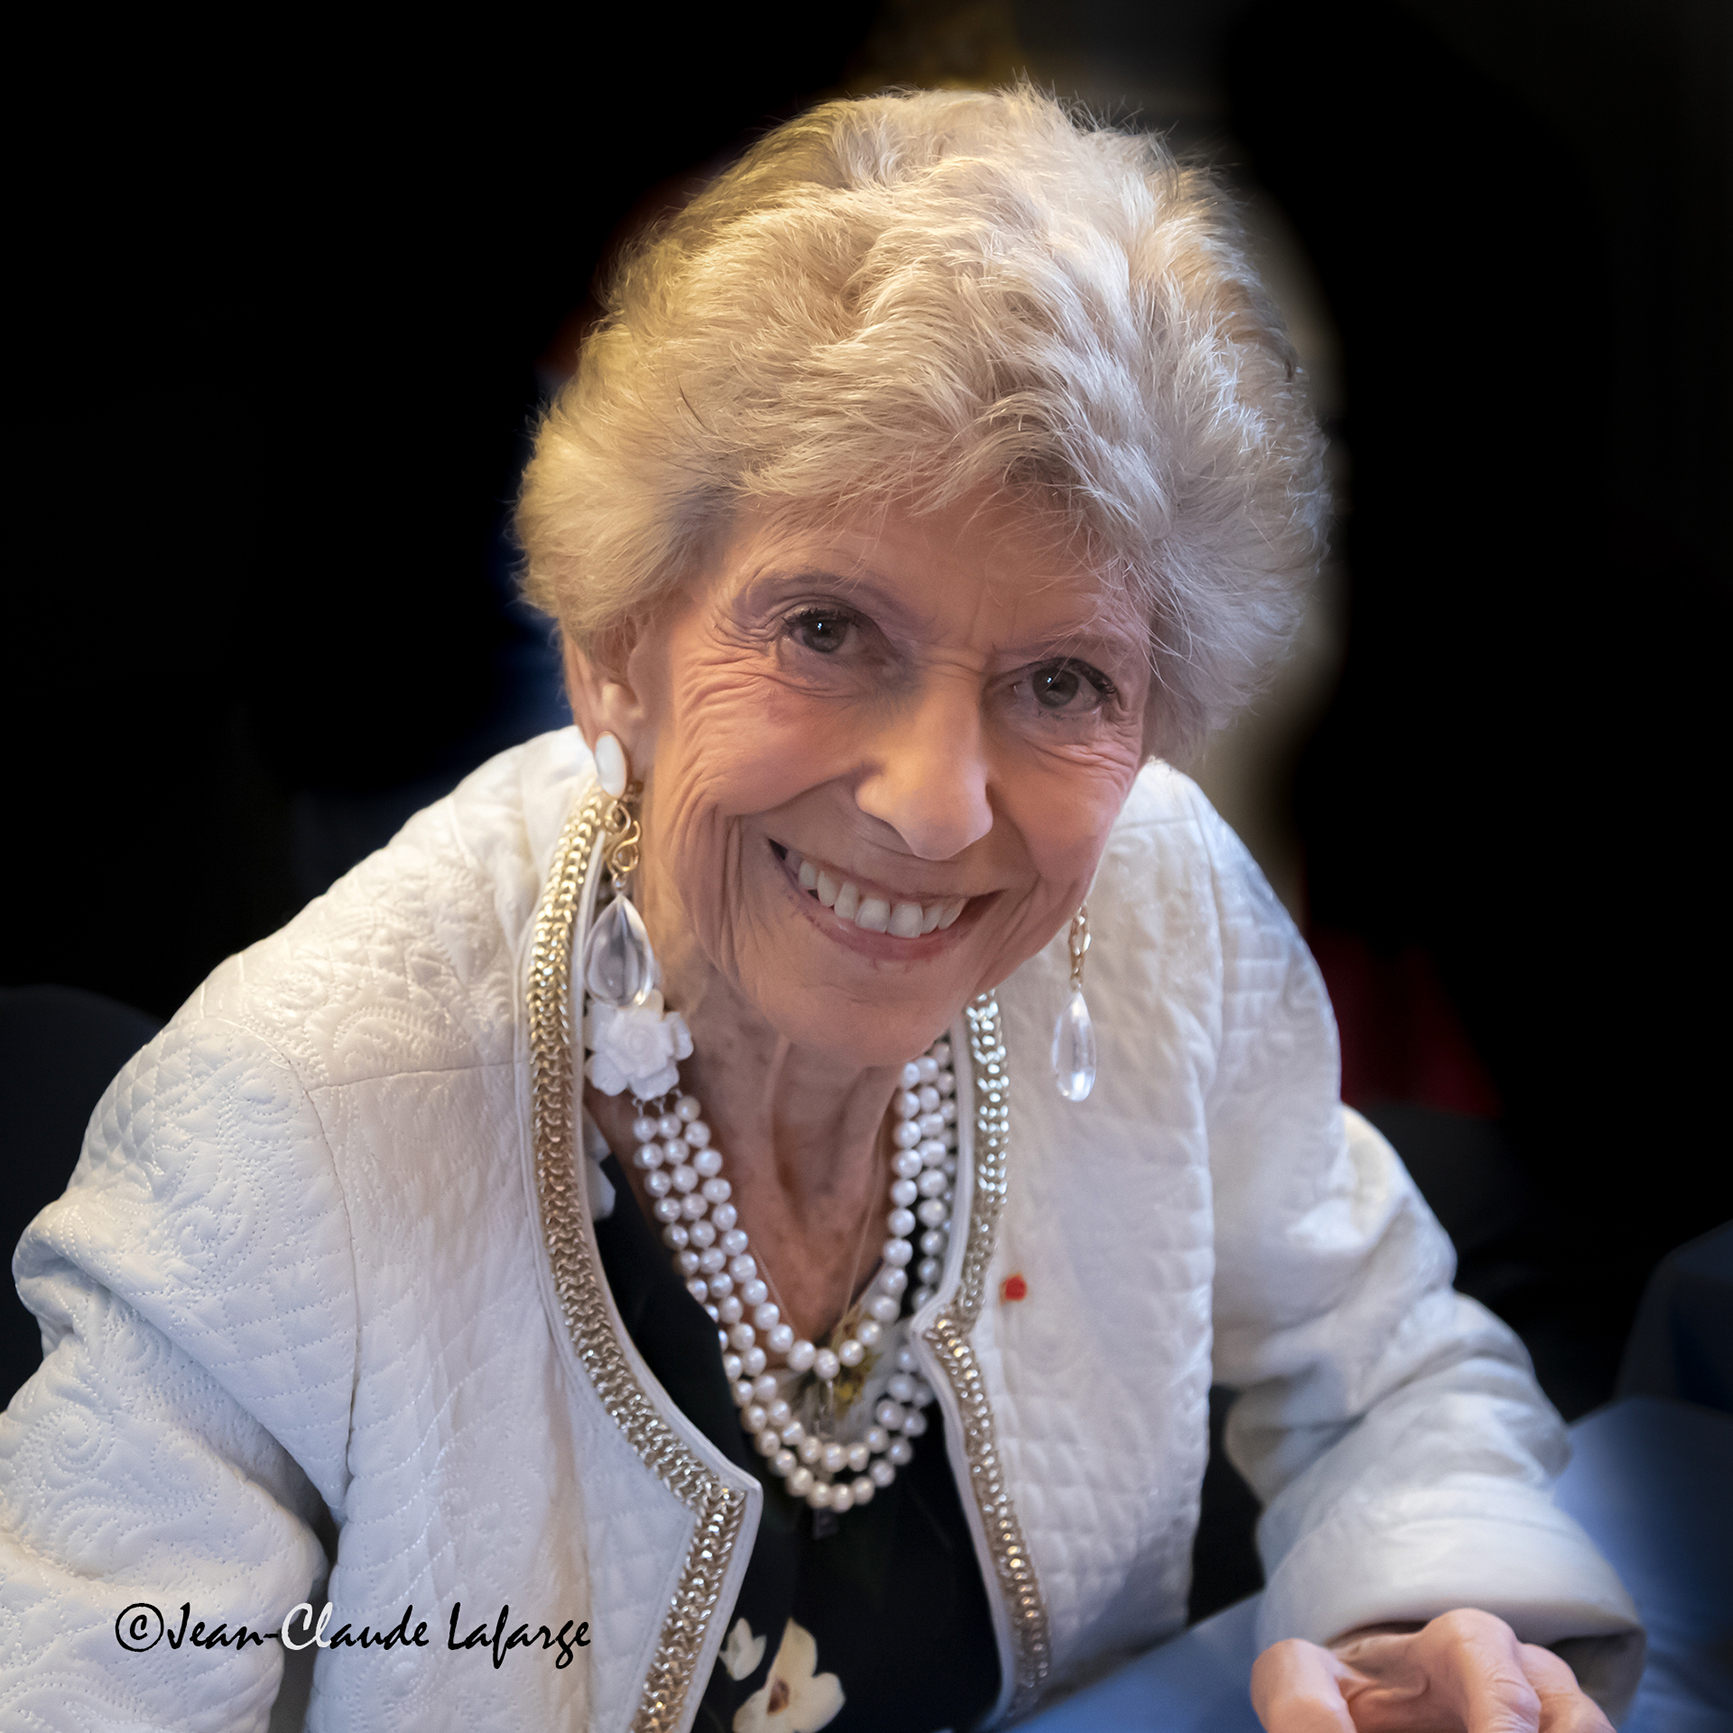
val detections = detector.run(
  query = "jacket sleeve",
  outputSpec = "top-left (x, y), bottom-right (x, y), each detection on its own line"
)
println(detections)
top-left (1194, 808), bottom-right (1644, 1718)
top-left (0, 1010), bottom-right (357, 1733)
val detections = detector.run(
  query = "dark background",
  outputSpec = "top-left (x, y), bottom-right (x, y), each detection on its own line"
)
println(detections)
top-left (7, 0), bottom-right (1729, 1620)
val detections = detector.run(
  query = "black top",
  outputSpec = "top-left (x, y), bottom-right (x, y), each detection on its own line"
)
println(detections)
top-left (592, 1153), bottom-right (1002, 1733)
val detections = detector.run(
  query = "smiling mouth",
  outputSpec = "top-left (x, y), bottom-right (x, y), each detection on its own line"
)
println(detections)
top-left (770, 843), bottom-right (971, 939)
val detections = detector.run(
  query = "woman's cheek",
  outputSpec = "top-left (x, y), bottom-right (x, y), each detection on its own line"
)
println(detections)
top-left (727, 720), bottom-right (875, 828)
top-left (1008, 737), bottom-right (1142, 864)
top-left (652, 693), bottom-right (774, 824)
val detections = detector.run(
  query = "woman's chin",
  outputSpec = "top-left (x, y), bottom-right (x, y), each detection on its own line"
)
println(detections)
top-left (748, 977), bottom-right (966, 1071)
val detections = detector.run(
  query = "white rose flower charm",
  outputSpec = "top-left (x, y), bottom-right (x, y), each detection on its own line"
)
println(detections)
top-left (584, 989), bottom-right (694, 1098)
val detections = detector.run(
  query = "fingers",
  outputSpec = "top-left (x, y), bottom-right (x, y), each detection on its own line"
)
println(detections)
top-left (1414, 1609), bottom-right (1543, 1733)
top-left (1519, 1644), bottom-right (1614, 1733)
top-left (1252, 1638), bottom-right (1360, 1733)
top-left (1314, 1611), bottom-right (1614, 1733)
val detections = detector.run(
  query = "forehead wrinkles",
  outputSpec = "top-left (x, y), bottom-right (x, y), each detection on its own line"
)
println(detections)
top-left (723, 486), bottom-right (1087, 578)
top-left (985, 561), bottom-right (1142, 646)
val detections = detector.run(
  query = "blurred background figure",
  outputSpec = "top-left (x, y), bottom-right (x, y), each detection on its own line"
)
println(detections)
top-left (8, 0), bottom-right (1728, 1618)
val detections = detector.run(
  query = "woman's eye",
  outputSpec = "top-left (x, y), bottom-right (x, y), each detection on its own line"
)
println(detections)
top-left (1027, 659), bottom-right (1113, 714)
top-left (786, 610), bottom-right (854, 655)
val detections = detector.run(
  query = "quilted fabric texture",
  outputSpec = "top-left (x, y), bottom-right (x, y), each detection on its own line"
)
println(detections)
top-left (1, 732), bottom-right (1640, 1731)
top-left (987, 776), bottom-right (1641, 1715)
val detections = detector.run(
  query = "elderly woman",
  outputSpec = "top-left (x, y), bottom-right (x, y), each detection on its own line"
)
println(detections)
top-left (2, 88), bottom-right (1638, 1733)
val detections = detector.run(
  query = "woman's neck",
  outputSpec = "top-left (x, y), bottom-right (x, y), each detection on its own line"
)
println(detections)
top-left (586, 906), bottom-right (920, 1346)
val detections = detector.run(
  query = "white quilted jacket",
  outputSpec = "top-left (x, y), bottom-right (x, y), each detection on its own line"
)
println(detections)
top-left (1, 731), bottom-right (1640, 1731)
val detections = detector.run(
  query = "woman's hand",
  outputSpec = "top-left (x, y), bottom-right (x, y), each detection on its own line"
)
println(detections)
top-left (1251, 1609), bottom-right (1613, 1732)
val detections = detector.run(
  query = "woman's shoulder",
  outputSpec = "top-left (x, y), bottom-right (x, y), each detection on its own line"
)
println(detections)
top-left (1112, 758), bottom-right (1216, 834)
top-left (1105, 760), bottom-right (1283, 915)
top-left (1080, 758), bottom-right (1306, 1011)
top-left (184, 729), bottom-right (595, 1090)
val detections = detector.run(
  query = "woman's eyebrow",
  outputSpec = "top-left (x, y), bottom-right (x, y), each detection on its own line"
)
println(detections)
top-left (735, 565), bottom-right (892, 602)
top-left (730, 565), bottom-right (924, 628)
top-left (978, 611), bottom-right (1151, 676)
top-left (1005, 623), bottom-right (1147, 665)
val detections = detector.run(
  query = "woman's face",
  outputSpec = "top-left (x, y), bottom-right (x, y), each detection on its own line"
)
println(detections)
top-left (586, 491), bottom-right (1153, 1067)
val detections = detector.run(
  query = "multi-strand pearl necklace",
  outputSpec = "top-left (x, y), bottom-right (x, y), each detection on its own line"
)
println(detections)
top-left (631, 1042), bottom-right (958, 1513)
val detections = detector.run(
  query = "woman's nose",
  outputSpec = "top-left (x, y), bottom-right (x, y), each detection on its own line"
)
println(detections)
top-left (852, 676), bottom-right (994, 861)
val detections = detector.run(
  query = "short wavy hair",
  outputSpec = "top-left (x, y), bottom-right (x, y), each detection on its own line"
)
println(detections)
top-left (517, 84), bottom-right (1328, 757)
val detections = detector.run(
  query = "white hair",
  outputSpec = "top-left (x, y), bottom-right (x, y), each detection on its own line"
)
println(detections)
top-left (517, 84), bottom-right (1328, 756)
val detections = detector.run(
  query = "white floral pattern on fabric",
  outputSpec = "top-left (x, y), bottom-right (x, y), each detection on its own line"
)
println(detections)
top-left (732, 1619), bottom-right (844, 1733)
top-left (720, 1617), bottom-right (767, 1682)
top-left (583, 989), bottom-right (693, 1097)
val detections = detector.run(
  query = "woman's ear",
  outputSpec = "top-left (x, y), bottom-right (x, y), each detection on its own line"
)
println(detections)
top-left (563, 630), bottom-right (634, 750)
top-left (561, 625), bottom-right (657, 773)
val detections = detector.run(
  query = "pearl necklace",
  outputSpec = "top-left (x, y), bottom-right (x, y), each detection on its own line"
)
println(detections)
top-left (631, 1042), bottom-right (958, 1514)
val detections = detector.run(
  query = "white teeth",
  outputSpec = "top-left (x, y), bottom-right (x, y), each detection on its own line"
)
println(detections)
top-left (854, 897), bottom-right (890, 933)
top-left (787, 846), bottom-right (969, 937)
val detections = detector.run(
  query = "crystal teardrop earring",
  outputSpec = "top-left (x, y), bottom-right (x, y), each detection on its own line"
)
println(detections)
top-left (1051, 904), bottom-right (1097, 1102)
top-left (582, 734), bottom-right (660, 1010)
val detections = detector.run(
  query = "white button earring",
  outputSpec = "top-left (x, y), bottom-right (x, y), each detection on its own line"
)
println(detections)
top-left (594, 731), bottom-right (629, 799)
top-left (1051, 905), bottom-right (1097, 1102)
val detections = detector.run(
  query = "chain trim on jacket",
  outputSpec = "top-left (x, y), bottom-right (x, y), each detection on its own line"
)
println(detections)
top-left (527, 787), bottom-right (748, 1733)
top-left (923, 993), bottom-right (1052, 1717)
